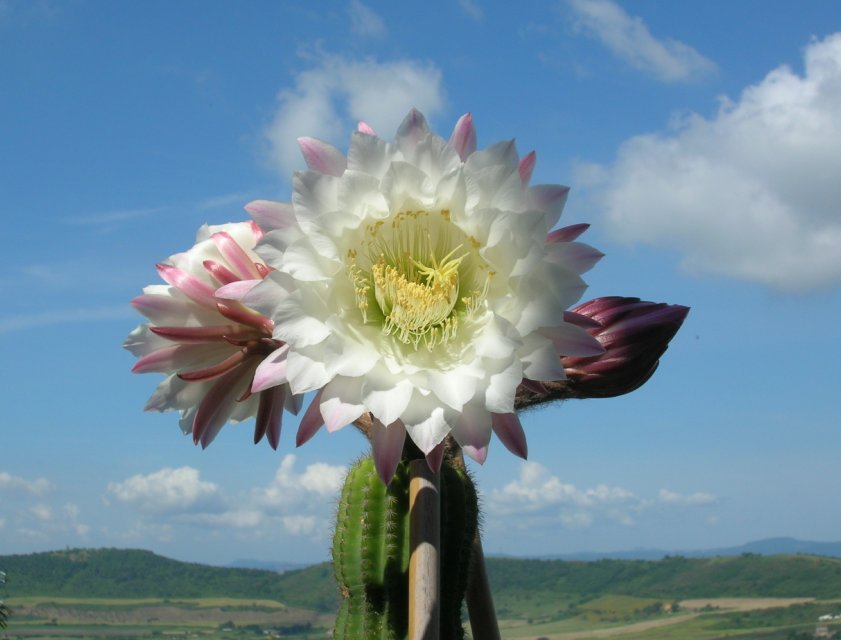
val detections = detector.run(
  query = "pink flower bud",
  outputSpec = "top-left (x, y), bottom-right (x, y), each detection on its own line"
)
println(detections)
top-left (561, 297), bottom-right (689, 398)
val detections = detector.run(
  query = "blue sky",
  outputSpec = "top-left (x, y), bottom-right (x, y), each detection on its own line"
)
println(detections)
top-left (2, 0), bottom-right (841, 565)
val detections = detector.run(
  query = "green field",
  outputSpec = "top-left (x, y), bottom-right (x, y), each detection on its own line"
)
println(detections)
top-left (3, 549), bottom-right (841, 639)
top-left (4, 596), bottom-right (330, 639)
top-left (5, 594), bottom-right (841, 639)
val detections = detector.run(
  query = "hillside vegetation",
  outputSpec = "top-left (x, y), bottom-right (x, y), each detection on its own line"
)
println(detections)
top-left (0, 549), bottom-right (338, 612)
top-left (3, 548), bottom-right (841, 611)
top-left (485, 553), bottom-right (841, 600)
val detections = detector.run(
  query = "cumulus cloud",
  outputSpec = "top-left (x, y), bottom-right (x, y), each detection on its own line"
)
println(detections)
top-left (490, 461), bottom-right (637, 516)
top-left (266, 54), bottom-right (445, 175)
top-left (488, 461), bottom-right (717, 531)
top-left (107, 467), bottom-right (221, 513)
top-left (254, 454), bottom-right (346, 511)
top-left (0, 471), bottom-right (52, 495)
top-left (348, 0), bottom-right (385, 38)
top-left (566, 0), bottom-right (715, 82)
top-left (591, 33), bottom-right (841, 291)
top-left (107, 456), bottom-right (346, 539)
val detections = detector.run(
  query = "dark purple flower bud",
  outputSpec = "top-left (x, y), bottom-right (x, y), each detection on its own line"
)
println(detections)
top-left (561, 297), bottom-right (689, 398)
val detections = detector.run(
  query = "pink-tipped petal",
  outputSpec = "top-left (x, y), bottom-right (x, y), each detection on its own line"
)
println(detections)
top-left (396, 108), bottom-right (429, 154)
top-left (492, 412), bottom-right (528, 459)
top-left (545, 241), bottom-right (605, 274)
top-left (563, 310), bottom-right (600, 329)
top-left (547, 223), bottom-right (590, 243)
top-left (203, 260), bottom-right (241, 286)
top-left (371, 418), bottom-right (407, 485)
top-left (462, 444), bottom-right (488, 465)
top-left (518, 150), bottom-right (536, 185)
top-left (254, 385), bottom-right (285, 449)
top-left (216, 301), bottom-right (273, 335)
top-left (296, 390), bottom-right (325, 447)
top-left (298, 136), bottom-right (347, 177)
top-left (285, 390), bottom-right (303, 415)
top-left (215, 279), bottom-right (263, 303)
top-left (192, 365), bottom-right (253, 448)
top-left (357, 121), bottom-right (376, 135)
top-left (131, 293), bottom-right (201, 322)
top-left (177, 350), bottom-right (247, 382)
top-left (453, 404), bottom-right (492, 465)
top-left (251, 344), bottom-right (289, 393)
top-left (449, 113), bottom-right (477, 161)
top-left (150, 324), bottom-right (244, 343)
top-left (245, 200), bottom-right (296, 231)
top-left (130, 342), bottom-right (230, 374)
top-left (529, 184), bottom-right (570, 227)
top-left (425, 442), bottom-right (445, 474)
top-left (156, 263), bottom-right (217, 309)
top-left (540, 323), bottom-right (605, 357)
top-left (211, 232), bottom-right (262, 280)
top-left (131, 345), bottom-right (182, 373)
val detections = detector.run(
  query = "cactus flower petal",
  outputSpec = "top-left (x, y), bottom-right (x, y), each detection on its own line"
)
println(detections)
top-left (492, 412), bottom-right (528, 459)
top-left (371, 417), bottom-right (407, 485)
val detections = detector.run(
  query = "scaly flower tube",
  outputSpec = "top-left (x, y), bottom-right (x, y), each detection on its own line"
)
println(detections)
top-left (243, 109), bottom-right (605, 483)
top-left (125, 221), bottom-right (299, 449)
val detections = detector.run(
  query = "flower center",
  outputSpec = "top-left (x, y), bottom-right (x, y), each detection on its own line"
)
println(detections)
top-left (348, 210), bottom-right (490, 350)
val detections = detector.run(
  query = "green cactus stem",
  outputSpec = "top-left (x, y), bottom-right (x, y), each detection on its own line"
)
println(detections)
top-left (333, 456), bottom-right (478, 640)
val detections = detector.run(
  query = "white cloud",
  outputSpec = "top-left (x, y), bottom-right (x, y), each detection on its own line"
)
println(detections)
top-left (490, 461), bottom-right (637, 515)
top-left (179, 509), bottom-right (264, 529)
top-left (0, 471), bottom-right (52, 495)
top-left (458, 0), bottom-right (483, 20)
top-left (658, 489), bottom-right (716, 507)
top-left (348, 0), bottom-right (385, 38)
top-left (266, 54), bottom-right (444, 175)
top-left (566, 0), bottom-right (715, 82)
top-left (281, 515), bottom-right (318, 536)
top-left (254, 454), bottom-right (346, 510)
top-left (30, 504), bottom-right (53, 522)
top-left (488, 462), bottom-right (718, 533)
top-left (106, 457), bottom-right (345, 540)
top-left (107, 467), bottom-right (221, 513)
top-left (593, 33), bottom-right (841, 291)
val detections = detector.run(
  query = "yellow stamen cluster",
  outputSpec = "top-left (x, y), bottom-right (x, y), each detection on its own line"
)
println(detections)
top-left (348, 209), bottom-right (491, 351)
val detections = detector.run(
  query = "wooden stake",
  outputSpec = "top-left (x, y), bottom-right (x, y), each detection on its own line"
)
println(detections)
top-left (466, 533), bottom-right (501, 640)
top-left (408, 459), bottom-right (440, 640)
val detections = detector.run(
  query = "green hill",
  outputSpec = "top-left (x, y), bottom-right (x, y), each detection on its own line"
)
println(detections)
top-left (484, 553), bottom-right (841, 601)
top-left (3, 548), bottom-right (841, 614)
top-left (0, 548), bottom-right (338, 612)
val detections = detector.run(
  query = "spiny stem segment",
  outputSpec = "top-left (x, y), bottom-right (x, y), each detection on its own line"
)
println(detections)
top-left (332, 456), bottom-right (478, 640)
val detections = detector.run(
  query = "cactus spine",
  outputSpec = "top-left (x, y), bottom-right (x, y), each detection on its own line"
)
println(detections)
top-left (333, 456), bottom-right (478, 640)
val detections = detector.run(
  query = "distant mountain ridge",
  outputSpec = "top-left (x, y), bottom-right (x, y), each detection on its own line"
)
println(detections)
top-left (537, 537), bottom-right (841, 562)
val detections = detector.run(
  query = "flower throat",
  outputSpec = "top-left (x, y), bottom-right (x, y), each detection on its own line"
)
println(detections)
top-left (348, 210), bottom-right (489, 350)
